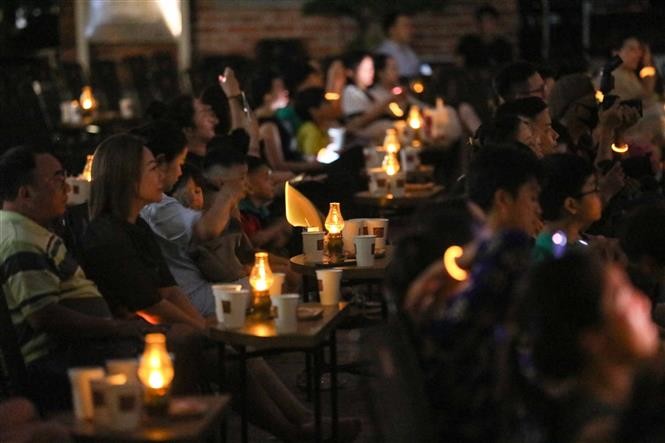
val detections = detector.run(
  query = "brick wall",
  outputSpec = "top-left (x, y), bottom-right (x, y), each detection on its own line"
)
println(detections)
top-left (193, 0), bottom-right (519, 62)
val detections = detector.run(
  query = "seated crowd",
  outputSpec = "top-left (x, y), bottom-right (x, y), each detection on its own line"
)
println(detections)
top-left (1, 7), bottom-right (665, 442)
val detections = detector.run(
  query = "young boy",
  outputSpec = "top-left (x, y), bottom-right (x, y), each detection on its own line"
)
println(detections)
top-left (294, 87), bottom-right (336, 159)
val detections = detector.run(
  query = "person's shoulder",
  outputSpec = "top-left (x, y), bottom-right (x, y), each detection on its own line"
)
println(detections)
top-left (84, 214), bottom-right (128, 246)
top-left (376, 39), bottom-right (397, 53)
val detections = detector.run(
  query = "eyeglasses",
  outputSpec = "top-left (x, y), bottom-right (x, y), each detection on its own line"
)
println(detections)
top-left (574, 185), bottom-right (600, 198)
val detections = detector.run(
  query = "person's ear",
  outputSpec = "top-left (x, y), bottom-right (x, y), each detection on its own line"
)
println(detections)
top-left (563, 196), bottom-right (579, 215)
top-left (17, 184), bottom-right (32, 200)
top-left (493, 188), bottom-right (514, 215)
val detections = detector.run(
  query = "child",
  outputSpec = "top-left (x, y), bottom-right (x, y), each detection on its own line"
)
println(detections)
top-left (294, 87), bottom-right (335, 159)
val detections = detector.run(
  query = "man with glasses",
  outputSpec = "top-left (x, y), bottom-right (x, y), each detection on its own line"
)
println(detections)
top-left (0, 146), bottom-right (150, 412)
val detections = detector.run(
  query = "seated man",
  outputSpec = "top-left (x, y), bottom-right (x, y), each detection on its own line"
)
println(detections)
top-left (0, 146), bottom-right (148, 412)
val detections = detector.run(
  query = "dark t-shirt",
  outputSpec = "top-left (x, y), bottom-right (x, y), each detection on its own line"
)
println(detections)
top-left (81, 215), bottom-right (176, 316)
top-left (457, 34), bottom-right (513, 69)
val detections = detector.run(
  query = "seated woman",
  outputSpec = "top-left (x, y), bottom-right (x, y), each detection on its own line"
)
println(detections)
top-left (519, 251), bottom-right (659, 442)
top-left (494, 97), bottom-right (557, 157)
top-left (533, 153), bottom-right (603, 260)
top-left (81, 133), bottom-right (360, 441)
top-left (249, 69), bottom-right (323, 174)
top-left (341, 51), bottom-right (398, 143)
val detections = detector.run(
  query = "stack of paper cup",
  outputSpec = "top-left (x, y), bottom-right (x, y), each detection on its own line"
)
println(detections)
top-left (212, 284), bottom-right (244, 320)
top-left (68, 366), bottom-right (105, 421)
top-left (302, 230), bottom-right (325, 263)
top-left (270, 294), bottom-right (300, 334)
top-left (365, 218), bottom-right (389, 253)
top-left (342, 219), bottom-right (365, 257)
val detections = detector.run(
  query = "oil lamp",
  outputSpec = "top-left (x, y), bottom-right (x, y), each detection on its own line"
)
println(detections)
top-left (79, 86), bottom-right (97, 118)
top-left (138, 333), bottom-right (174, 416)
top-left (249, 252), bottom-right (274, 319)
top-left (324, 202), bottom-right (345, 263)
top-left (383, 128), bottom-right (401, 154)
top-left (382, 151), bottom-right (401, 176)
top-left (407, 105), bottom-right (423, 148)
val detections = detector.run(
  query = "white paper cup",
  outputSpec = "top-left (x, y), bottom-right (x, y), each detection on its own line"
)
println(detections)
top-left (269, 272), bottom-right (286, 296)
top-left (342, 219), bottom-right (365, 256)
top-left (270, 294), bottom-right (300, 334)
top-left (363, 147), bottom-right (384, 169)
top-left (368, 168), bottom-right (389, 195)
top-left (105, 359), bottom-right (139, 384)
top-left (68, 366), bottom-right (105, 420)
top-left (302, 231), bottom-right (325, 263)
top-left (354, 235), bottom-right (376, 267)
top-left (105, 378), bottom-right (141, 431)
top-left (365, 219), bottom-right (389, 253)
top-left (400, 146), bottom-right (421, 172)
top-left (220, 290), bottom-right (248, 329)
top-left (66, 177), bottom-right (91, 205)
top-left (316, 269), bottom-right (343, 305)
top-left (212, 284), bottom-right (244, 322)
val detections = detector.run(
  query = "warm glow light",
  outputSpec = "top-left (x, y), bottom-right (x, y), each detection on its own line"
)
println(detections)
top-left (79, 86), bottom-right (96, 111)
top-left (324, 202), bottom-right (345, 234)
top-left (595, 90), bottom-right (604, 103)
top-left (640, 66), bottom-right (656, 78)
top-left (249, 252), bottom-right (274, 292)
top-left (443, 246), bottom-right (468, 281)
top-left (382, 152), bottom-right (401, 176)
top-left (316, 147), bottom-right (339, 164)
top-left (411, 80), bottom-right (425, 94)
top-left (138, 334), bottom-right (174, 391)
top-left (407, 105), bottom-right (422, 130)
top-left (383, 128), bottom-right (401, 154)
top-left (156, 0), bottom-right (182, 37)
top-left (389, 102), bottom-right (404, 117)
top-left (284, 182), bottom-right (323, 229)
top-left (81, 155), bottom-right (94, 182)
top-left (611, 143), bottom-right (629, 153)
top-left (325, 92), bottom-right (340, 101)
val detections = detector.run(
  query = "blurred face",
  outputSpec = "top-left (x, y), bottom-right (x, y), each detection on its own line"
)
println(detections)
top-left (192, 98), bottom-right (217, 142)
top-left (601, 265), bottom-right (658, 361)
top-left (159, 148), bottom-right (187, 193)
top-left (136, 147), bottom-right (164, 204)
top-left (378, 57), bottom-right (400, 87)
top-left (571, 174), bottom-right (602, 227)
top-left (390, 15), bottom-right (414, 43)
top-left (355, 56), bottom-right (375, 89)
top-left (247, 166), bottom-right (274, 202)
top-left (176, 177), bottom-right (204, 210)
top-left (269, 78), bottom-right (290, 111)
top-left (516, 73), bottom-right (546, 100)
top-left (211, 163), bottom-right (249, 199)
top-left (515, 117), bottom-right (535, 148)
top-left (478, 15), bottom-right (498, 36)
top-left (504, 178), bottom-right (542, 236)
top-left (25, 153), bottom-right (69, 223)
top-left (617, 37), bottom-right (642, 71)
top-left (532, 109), bottom-right (559, 156)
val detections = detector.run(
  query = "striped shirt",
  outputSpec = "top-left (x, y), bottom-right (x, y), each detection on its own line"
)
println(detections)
top-left (0, 210), bottom-right (110, 364)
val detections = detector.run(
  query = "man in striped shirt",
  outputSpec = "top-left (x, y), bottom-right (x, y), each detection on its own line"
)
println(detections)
top-left (0, 145), bottom-right (149, 411)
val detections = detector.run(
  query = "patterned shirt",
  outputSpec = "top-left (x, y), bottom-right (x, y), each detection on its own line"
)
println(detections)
top-left (0, 210), bottom-right (110, 365)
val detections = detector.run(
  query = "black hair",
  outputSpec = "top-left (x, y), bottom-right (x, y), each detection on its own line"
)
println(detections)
top-left (144, 100), bottom-right (169, 121)
top-left (519, 251), bottom-right (605, 380)
top-left (539, 154), bottom-right (594, 222)
top-left (204, 131), bottom-right (250, 170)
top-left (342, 50), bottom-right (372, 74)
top-left (494, 61), bottom-right (539, 101)
top-left (466, 145), bottom-right (542, 212)
top-left (200, 84), bottom-right (231, 135)
top-left (167, 95), bottom-right (196, 130)
top-left (248, 69), bottom-right (281, 110)
top-left (0, 145), bottom-right (45, 202)
top-left (496, 97), bottom-right (548, 120)
top-left (130, 119), bottom-right (186, 163)
top-left (247, 155), bottom-right (269, 174)
top-left (382, 12), bottom-right (412, 35)
top-left (170, 162), bottom-right (207, 196)
top-left (281, 61), bottom-right (319, 94)
top-left (610, 33), bottom-right (640, 52)
top-left (620, 203), bottom-right (665, 266)
top-left (294, 87), bottom-right (326, 122)
top-left (373, 53), bottom-right (391, 74)
top-left (475, 4), bottom-right (499, 21)
top-left (481, 113), bottom-right (524, 146)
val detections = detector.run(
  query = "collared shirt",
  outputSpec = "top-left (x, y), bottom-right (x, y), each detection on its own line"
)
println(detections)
top-left (0, 210), bottom-right (110, 364)
top-left (375, 39), bottom-right (421, 78)
top-left (140, 195), bottom-right (215, 316)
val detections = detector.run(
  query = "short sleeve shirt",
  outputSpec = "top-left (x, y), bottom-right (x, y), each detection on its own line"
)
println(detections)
top-left (296, 121), bottom-right (329, 156)
top-left (0, 210), bottom-right (111, 364)
top-left (375, 39), bottom-right (421, 78)
top-left (342, 84), bottom-right (374, 119)
top-left (81, 214), bottom-right (175, 315)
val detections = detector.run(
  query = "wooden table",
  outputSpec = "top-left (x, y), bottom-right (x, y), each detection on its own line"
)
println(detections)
top-left (289, 247), bottom-right (392, 282)
top-left (354, 185), bottom-right (444, 215)
top-left (209, 303), bottom-right (350, 443)
top-left (55, 395), bottom-right (230, 442)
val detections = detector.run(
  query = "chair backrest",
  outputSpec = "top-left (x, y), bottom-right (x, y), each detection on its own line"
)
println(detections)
top-left (0, 285), bottom-right (30, 397)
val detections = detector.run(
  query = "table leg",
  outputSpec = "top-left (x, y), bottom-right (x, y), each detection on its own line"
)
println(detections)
top-left (330, 332), bottom-right (338, 442)
top-left (312, 348), bottom-right (322, 443)
top-left (305, 353), bottom-right (312, 401)
top-left (218, 344), bottom-right (227, 443)
top-left (240, 346), bottom-right (248, 443)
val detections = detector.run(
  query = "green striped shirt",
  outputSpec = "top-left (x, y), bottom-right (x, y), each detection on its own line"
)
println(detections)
top-left (0, 210), bottom-right (110, 364)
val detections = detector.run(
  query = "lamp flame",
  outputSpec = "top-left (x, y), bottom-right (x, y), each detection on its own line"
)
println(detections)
top-left (79, 86), bottom-right (96, 111)
top-left (249, 252), bottom-right (273, 292)
top-left (383, 128), bottom-right (401, 154)
top-left (407, 105), bottom-right (422, 130)
top-left (382, 152), bottom-right (401, 176)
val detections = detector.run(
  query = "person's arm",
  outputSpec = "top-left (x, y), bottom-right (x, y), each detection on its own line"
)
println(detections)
top-left (139, 297), bottom-right (205, 330)
top-left (28, 303), bottom-right (148, 340)
top-left (157, 286), bottom-right (206, 328)
top-left (344, 96), bottom-right (394, 132)
top-left (194, 184), bottom-right (244, 242)
top-left (219, 67), bottom-right (244, 132)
